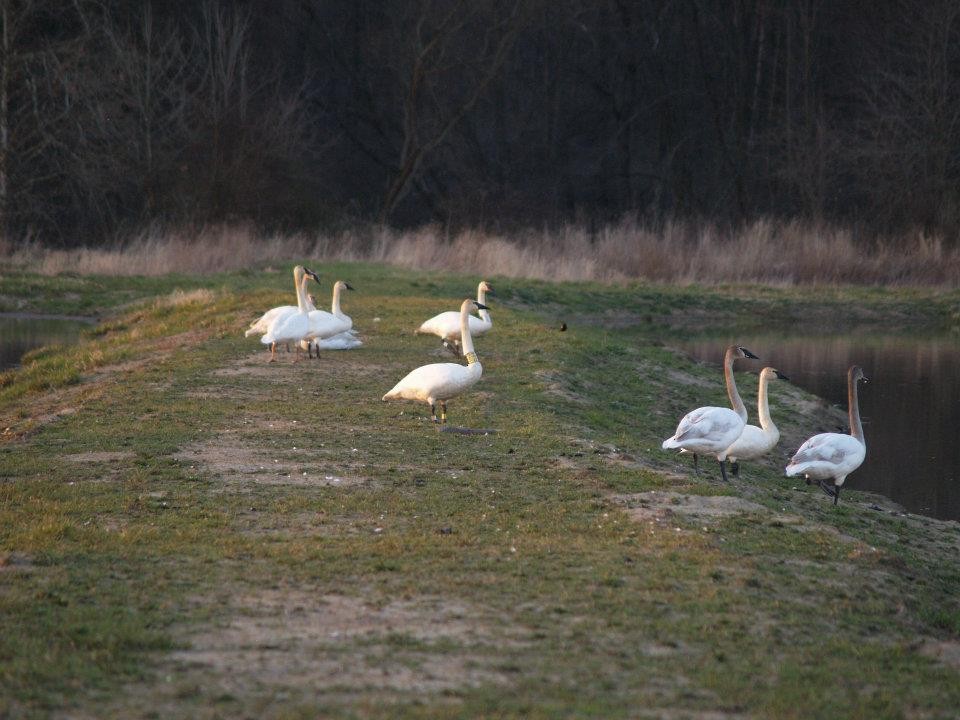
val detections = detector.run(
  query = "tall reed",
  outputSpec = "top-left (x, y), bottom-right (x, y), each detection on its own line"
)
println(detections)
top-left (3, 218), bottom-right (958, 286)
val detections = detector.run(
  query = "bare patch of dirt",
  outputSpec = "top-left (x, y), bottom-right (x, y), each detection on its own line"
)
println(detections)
top-left (175, 441), bottom-right (371, 488)
top-left (614, 490), bottom-right (769, 524)
top-left (919, 640), bottom-right (960, 670)
top-left (88, 588), bottom-right (533, 713)
top-left (535, 369), bottom-right (587, 404)
top-left (65, 451), bottom-right (136, 463)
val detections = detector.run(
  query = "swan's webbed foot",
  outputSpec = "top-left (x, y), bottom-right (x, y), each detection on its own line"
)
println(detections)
top-left (439, 401), bottom-right (448, 424)
top-left (833, 486), bottom-right (841, 505)
top-left (269, 342), bottom-right (277, 363)
top-left (730, 461), bottom-right (740, 478)
top-left (692, 454), bottom-right (700, 476)
top-left (719, 460), bottom-right (729, 482)
top-left (430, 404), bottom-right (440, 424)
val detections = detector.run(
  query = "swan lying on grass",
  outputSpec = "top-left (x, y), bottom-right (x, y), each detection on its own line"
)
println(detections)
top-left (662, 345), bottom-right (759, 482)
top-left (725, 367), bottom-right (789, 477)
top-left (786, 365), bottom-right (867, 505)
top-left (384, 299), bottom-right (489, 424)
top-left (416, 281), bottom-right (494, 357)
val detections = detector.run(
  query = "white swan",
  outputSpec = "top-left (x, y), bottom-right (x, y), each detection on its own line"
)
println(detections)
top-left (244, 265), bottom-right (318, 341)
top-left (662, 345), bottom-right (759, 481)
top-left (301, 280), bottom-right (361, 356)
top-left (259, 265), bottom-right (321, 361)
top-left (786, 365), bottom-right (868, 505)
top-left (416, 281), bottom-right (494, 357)
top-left (383, 299), bottom-right (489, 424)
top-left (725, 367), bottom-right (790, 476)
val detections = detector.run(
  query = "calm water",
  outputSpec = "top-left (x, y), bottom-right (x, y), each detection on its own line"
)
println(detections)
top-left (678, 335), bottom-right (960, 521)
top-left (0, 314), bottom-right (93, 370)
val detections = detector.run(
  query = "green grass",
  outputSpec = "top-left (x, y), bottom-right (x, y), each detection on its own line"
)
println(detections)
top-left (1, 263), bottom-right (959, 719)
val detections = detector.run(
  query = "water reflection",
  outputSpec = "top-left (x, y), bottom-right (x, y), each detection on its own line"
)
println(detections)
top-left (678, 335), bottom-right (960, 521)
top-left (0, 314), bottom-right (93, 370)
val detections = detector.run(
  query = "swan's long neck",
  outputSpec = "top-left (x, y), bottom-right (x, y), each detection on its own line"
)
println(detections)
top-left (476, 284), bottom-right (491, 323)
top-left (757, 373), bottom-right (774, 430)
top-left (848, 370), bottom-right (864, 445)
top-left (724, 349), bottom-right (748, 422)
top-left (461, 302), bottom-right (480, 367)
top-left (331, 284), bottom-right (343, 316)
top-left (294, 269), bottom-right (309, 313)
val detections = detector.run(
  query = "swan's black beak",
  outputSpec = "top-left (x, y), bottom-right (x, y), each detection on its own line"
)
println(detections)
top-left (775, 370), bottom-right (790, 381)
top-left (475, 302), bottom-right (490, 311)
top-left (739, 347), bottom-right (760, 359)
top-left (304, 268), bottom-right (321, 283)
top-left (345, 283), bottom-right (355, 291)
top-left (485, 286), bottom-right (496, 296)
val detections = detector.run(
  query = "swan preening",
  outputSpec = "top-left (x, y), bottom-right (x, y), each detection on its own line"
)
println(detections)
top-left (662, 345), bottom-right (759, 482)
top-left (383, 299), bottom-right (488, 424)
top-left (786, 365), bottom-right (868, 504)
top-left (417, 281), bottom-right (494, 357)
top-left (254, 265), bottom-right (321, 361)
top-left (726, 367), bottom-right (789, 477)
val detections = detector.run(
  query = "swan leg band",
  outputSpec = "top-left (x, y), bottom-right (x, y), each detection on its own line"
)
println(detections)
top-left (465, 352), bottom-right (479, 365)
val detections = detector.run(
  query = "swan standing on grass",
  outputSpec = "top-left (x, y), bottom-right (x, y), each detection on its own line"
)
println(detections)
top-left (260, 266), bottom-right (321, 362)
top-left (244, 265), bottom-right (318, 345)
top-left (662, 345), bottom-right (760, 482)
top-left (786, 365), bottom-right (868, 505)
top-left (383, 299), bottom-right (489, 424)
top-left (725, 367), bottom-right (790, 477)
top-left (301, 280), bottom-right (361, 357)
top-left (417, 281), bottom-right (494, 357)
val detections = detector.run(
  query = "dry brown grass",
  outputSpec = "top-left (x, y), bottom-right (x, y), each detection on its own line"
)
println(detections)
top-left (3, 217), bottom-right (959, 285)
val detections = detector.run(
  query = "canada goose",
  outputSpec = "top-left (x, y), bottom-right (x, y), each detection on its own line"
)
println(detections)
top-left (417, 281), bottom-right (494, 357)
top-left (662, 345), bottom-right (759, 481)
top-left (383, 299), bottom-right (488, 424)
top-left (786, 365), bottom-right (868, 505)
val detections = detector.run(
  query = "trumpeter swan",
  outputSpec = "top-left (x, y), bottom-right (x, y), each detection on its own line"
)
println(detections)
top-left (259, 266), bottom-right (321, 361)
top-left (245, 266), bottom-right (317, 339)
top-left (725, 367), bottom-right (790, 476)
top-left (662, 345), bottom-right (759, 482)
top-left (302, 281), bottom-right (354, 357)
top-left (301, 281), bottom-right (361, 356)
top-left (383, 299), bottom-right (489, 424)
top-left (416, 281), bottom-right (494, 357)
top-left (786, 365), bottom-right (868, 505)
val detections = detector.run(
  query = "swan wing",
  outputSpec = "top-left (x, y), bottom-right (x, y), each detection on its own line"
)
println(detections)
top-left (726, 424), bottom-right (779, 459)
top-left (246, 305), bottom-right (296, 336)
top-left (383, 363), bottom-right (477, 402)
top-left (262, 312), bottom-right (309, 344)
top-left (417, 311), bottom-right (459, 337)
top-left (418, 311), bottom-right (487, 338)
top-left (305, 310), bottom-right (352, 340)
top-left (672, 406), bottom-right (742, 443)
top-left (789, 433), bottom-right (863, 467)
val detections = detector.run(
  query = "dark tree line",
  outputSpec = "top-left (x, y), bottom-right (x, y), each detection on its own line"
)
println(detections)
top-left (2, 0), bottom-right (959, 243)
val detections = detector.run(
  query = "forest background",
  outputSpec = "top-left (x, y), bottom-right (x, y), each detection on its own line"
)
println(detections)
top-left (1, 0), bottom-right (957, 255)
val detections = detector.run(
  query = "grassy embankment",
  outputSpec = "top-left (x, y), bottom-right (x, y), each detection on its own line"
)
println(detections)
top-left (1, 262), bottom-right (959, 718)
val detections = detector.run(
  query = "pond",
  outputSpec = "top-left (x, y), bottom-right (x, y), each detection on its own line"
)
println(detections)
top-left (677, 335), bottom-right (960, 522)
top-left (0, 313), bottom-right (95, 370)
